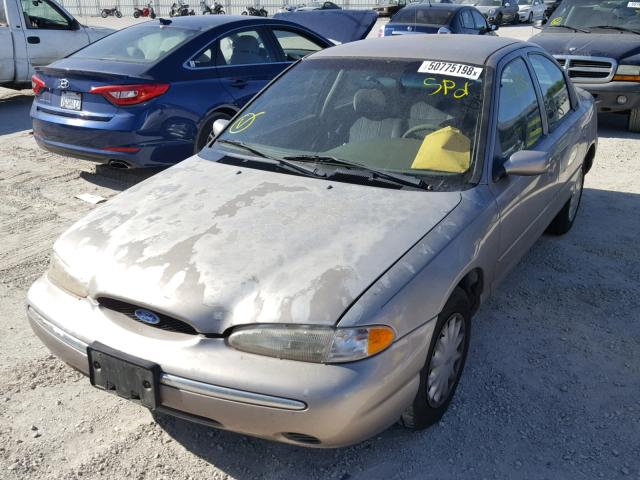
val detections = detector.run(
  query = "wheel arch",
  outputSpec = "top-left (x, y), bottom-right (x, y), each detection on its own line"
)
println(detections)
top-left (455, 267), bottom-right (484, 315)
top-left (583, 142), bottom-right (596, 174)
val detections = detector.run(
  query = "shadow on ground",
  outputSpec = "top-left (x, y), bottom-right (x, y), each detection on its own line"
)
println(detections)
top-left (0, 96), bottom-right (34, 135)
top-left (151, 186), bottom-right (640, 480)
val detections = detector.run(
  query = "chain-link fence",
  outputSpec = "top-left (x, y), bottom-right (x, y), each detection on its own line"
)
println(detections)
top-left (58, 0), bottom-right (383, 17)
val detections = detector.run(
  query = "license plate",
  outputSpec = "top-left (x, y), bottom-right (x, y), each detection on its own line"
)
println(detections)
top-left (60, 91), bottom-right (82, 111)
top-left (87, 343), bottom-right (160, 409)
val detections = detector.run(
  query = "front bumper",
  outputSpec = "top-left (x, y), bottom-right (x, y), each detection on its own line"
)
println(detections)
top-left (27, 276), bottom-right (434, 447)
top-left (518, 10), bottom-right (531, 21)
top-left (574, 81), bottom-right (640, 114)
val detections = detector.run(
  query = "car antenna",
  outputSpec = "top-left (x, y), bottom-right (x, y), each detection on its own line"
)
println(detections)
top-left (159, 17), bottom-right (172, 25)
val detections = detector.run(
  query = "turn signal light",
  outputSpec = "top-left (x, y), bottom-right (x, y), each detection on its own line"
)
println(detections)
top-left (90, 83), bottom-right (170, 106)
top-left (612, 74), bottom-right (640, 82)
top-left (31, 74), bottom-right (46, 95)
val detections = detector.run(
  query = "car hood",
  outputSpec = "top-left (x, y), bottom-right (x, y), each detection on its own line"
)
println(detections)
top-left (84, 25), bottom-right (116, 43)
top-left (273, 10), bottom-right (378, 44)
top-left (531, 32), bottom-right (640, 59)
top-left (54, 155), bottom-right (461, 334)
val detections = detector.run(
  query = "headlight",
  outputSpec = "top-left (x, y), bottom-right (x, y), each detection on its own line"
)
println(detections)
top-left (614, 64), bottom-right (640, 82)
top-left (227, 325), bottom-right (395, 363)
top-left (47, 253), bottom-right (88, 297)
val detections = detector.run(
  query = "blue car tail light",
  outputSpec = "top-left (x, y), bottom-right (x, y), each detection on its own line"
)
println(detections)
top-left (90, 84), bottom-right (170, 106)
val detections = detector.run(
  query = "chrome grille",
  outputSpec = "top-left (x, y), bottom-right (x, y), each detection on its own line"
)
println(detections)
top-left (553, 55), bottom-right (616, 84)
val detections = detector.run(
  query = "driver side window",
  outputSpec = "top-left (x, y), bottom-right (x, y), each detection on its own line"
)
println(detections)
top-left (495, 57), bottom-right (543, 164)
top-left (21, 0), bottom-right (72, 30)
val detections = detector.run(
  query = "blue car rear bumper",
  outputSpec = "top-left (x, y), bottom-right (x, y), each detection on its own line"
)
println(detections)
top-left (31, 103), bottom-right (196, 168)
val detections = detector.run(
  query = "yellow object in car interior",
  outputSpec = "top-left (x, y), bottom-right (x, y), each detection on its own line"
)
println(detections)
top-left (410, 126), bottom-right (471, 173)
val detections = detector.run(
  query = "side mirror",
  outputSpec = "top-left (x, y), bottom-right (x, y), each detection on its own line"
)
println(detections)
top-left (212, 118), bottom-right (229, 137)
top-left (503, 150), bottom-right (550, 176)
top-left (491, 23), bottom-right (498, 31)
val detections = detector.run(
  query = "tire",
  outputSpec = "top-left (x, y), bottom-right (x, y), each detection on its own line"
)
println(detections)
top-left (629, 108), bottom-right (640, 133)
top-left (241, 10), bottom-right (247, 14)
top-left (496, 13), bottom-right (503, 25)
top-left (220, 9), bottom-right (225, 14)
top-left (169, 10), bottom-right (175, 16)
top-left (116, 10), bottom-right (122, 17)
top-left (195, 112), bottom-right (232, 153)
top-left (101, 10), bottom-right (108, 17)
top-left (400, 287), bottom-right (471, 430)
top-left (547, 165), bottom-right (584, 235)
top-left (133, 10), bottom-right (141, 17)
top-left (528, 11), bottom-right (533, 23)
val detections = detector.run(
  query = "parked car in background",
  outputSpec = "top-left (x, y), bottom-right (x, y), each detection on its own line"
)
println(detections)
top-left (373, 0), bottom-right (408, 18)
top-left (517, 0), bottom-right (544, 23)
top-left (30, 13), bottom-right (377, 168)
top-left (294, 1), bottom-right (341, 11)
top-left (0, 0), bottom-right (113, 85)
top-left (542, 0), bottom-right (560, 19)
top-left (383, 3), bottom-right (497, 36)
top-left (531, 0), bottom-right (640, 132)
top-left (27, 34), bottom-right (597, 448)
top-left (461, 0), bottom-right (519, 25)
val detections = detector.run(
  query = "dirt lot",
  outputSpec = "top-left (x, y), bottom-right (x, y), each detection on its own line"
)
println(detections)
top-left (1, 25), bottom-right (639, 480)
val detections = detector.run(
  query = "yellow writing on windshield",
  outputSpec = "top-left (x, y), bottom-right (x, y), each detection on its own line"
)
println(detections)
top-left (423, 77), bottom-right (470, 99)
top-left (229, 112), bottom-right (266, 134)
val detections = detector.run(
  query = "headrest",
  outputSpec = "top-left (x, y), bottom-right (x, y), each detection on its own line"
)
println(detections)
top-left (353, 88), bottom-right (388, 120)
top-left (235, 36), bottom-right (259, 53)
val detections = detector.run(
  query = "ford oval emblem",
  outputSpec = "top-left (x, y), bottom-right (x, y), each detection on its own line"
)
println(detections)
top-left (134, 309), bottom-right (160, 325)
top-left (58, 79), bottom-right (69, 90)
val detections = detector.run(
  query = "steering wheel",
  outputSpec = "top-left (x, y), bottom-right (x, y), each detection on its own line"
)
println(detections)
top-left (402, 118), bottom-right (459, 139)
top-left (402, 124), bottom-right (439, 139)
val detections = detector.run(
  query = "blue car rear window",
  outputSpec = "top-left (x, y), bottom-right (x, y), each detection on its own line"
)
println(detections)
top-left (73, 25), bottom-right (199, 64)
top-left (392, 8), bottom-right (455, 24)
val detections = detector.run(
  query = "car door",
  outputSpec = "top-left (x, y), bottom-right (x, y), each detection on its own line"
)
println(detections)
top-left (0, 1), bottom-right (14, 82)
top-left (213, 26), bottom-right (283, 107)
top-left (19, 0), bottom-right (88, 73)
top-left (527, 52), bottom-right (583, 188)
top-left (489, 53), bottom-right (559, 284)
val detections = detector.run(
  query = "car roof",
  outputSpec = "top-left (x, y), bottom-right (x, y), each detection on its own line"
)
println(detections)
top-left (401, 3), bottom-right (466, 11)
top-left (310, 35), bottom-right (523, 65)
top-left (134, 15), bottom-right (295, 31)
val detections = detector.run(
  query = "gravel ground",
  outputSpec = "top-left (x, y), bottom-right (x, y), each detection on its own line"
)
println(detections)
top-left (1, 25), bottom-right (639, 480)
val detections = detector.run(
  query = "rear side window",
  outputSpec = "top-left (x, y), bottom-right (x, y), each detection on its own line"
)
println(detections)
top-left (74, 26), bottom-right (198, 64)
top-left (392, 8), bottom-right (455, 24)
top-left (529, 54), bottom-right (572, 131)
top-left (272, 29), bottom-right (323, 62)
top-left (216, 29), bottom-right (273, 66)
top-left (472, 10), bottom-right (488, 29)
top-left (496, 57), bottom-right (543, 161)
top-left (460, 9), bottom-right (474, 28)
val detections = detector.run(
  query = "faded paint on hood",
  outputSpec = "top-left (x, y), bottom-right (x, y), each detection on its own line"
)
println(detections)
top-left (54, 156), bottom-right (461, 334)
top-left (531, 32), bottom-right (640, 60)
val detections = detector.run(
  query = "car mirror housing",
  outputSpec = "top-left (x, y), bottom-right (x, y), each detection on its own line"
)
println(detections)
top-left (503, 150), bottom-right (550, 176)
top-left (213, 118), bottom-right (230, 137)
top-left (491, 23), bottom-right (499, 31)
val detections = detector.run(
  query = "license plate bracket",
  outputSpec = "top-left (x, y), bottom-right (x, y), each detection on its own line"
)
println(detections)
top-left (87, 342), bottom-right (160, 409)
top-left (60, 91), bottom-right (82, 111)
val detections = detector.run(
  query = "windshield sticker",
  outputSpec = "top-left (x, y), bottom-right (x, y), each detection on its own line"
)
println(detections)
top-left (229, 112), bottom-right (265, 134)
top-left (628, 1), bottom-right (640, 7)
top-left (418, 61), bottom-right (482, 80)
top-left (423, 77), bottom-right (470, 99)
top-left (550, 16), bottom-right (562, 25)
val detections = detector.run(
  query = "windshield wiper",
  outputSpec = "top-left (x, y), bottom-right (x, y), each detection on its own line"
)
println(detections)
top-left (216, 140), bottom-right (324, 178)
top-left (282, 154), bottom-right (432, 191)
top-left (548, 24), bottom-right (591, 33)
top-left (588, 25), bottom-right (640, 35)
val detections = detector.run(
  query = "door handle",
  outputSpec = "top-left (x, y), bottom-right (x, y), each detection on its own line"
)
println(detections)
top-left (27, 36), bottom-right (40, 44)
top-left (230, 79), bottom-right (248, 88)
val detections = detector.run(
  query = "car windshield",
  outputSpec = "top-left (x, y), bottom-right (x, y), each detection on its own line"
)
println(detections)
top-left (73, 25), bottom-right (199, 63)
top-left (210, 58), bottom-right (485, 190)
top-left (547, 0), bottom-right (640, 32)
top-left (392, 7), bottom-right (455, 24)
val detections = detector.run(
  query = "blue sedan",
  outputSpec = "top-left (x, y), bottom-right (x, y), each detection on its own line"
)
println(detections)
top-left (383, 3), bottom-right (498, 36)
top-left (30, 13), bottom-right (375, 168)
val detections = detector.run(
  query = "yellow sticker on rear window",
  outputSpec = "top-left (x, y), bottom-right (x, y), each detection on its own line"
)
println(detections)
top-left (411, 126), bottom-right (471, 173)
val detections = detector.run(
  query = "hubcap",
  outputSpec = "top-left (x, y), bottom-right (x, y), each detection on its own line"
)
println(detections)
top-left (568, 169), bottom-right (583, 221)
top-left (427, 313), bottom-right (465, 408)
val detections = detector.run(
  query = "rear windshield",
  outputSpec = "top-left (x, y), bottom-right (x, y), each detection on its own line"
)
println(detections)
top-left (392, 8), bottom-right (455, 24)
top-left (73, 25), bottom-right (199, 64)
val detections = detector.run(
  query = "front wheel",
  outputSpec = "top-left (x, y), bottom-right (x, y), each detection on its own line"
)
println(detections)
top-left (400, 287), bottom-right (471, 430)
top-left (116, 10), bottom-right (122, 17)
top-left (527, 11), bottom-right (533, 23)
top-left (101, 10), bottom-right (108, 17)
top-left (629, 108), bottom-right (640, 132)
top-left (496, 13), bottom-right (503, 25)
top-left (547, 166), bottom-right (584, 235)
top-left (150, 12), bottom-right (156, 18)
top-left (241, 10), bottom-right (247, 14)
top-left (133, 10), bottom-right (141, 17)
